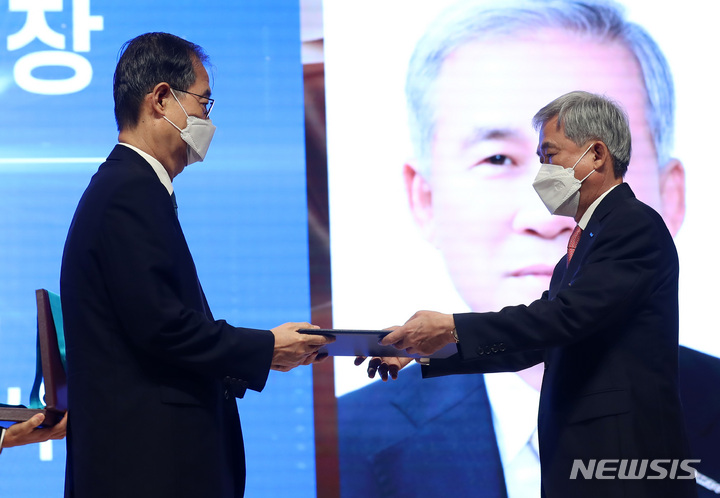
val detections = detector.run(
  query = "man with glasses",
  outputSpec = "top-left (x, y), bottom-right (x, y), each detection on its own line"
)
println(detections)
top-left (60, 32), bottom-right (330, 498)
top-left (171, 87), bottom-right (215, 118)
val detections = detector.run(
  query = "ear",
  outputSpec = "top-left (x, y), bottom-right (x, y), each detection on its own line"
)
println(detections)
top-left (149, 82), bottom-right (172, 117)
top-left (590, 141), bottom-right (612, 172)
top-left (658, 158), bottom-right (686, 237)
top-left (403, 160), bottom-right (436, 245)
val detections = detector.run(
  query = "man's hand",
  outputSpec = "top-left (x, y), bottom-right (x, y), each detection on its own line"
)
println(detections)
top-left (380, 310), bottom-right (456, 356)
top-left (3, 411), bottom-right (68, 448)
top-left (354, 356), bottom-right (413, 381)
top-left (270, 322), bottom-right (334, 372)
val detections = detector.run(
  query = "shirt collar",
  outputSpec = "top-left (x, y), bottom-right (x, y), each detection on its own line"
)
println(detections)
top-left (577, 183), bottom-right (620, 229)
top-left (118, 142), bottom-right (173, 196)
top-left (484, 372), bottom-right (540, 465)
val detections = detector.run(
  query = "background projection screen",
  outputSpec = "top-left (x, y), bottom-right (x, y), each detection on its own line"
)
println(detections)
top-left (317, 0), bottom-right (720, 496)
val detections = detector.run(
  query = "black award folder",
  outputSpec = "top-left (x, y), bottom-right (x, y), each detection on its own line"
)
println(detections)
top-left (298, 329), bottom-right (457, 359)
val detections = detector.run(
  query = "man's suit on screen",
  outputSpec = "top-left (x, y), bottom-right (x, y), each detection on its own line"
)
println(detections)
top-left (338, 367), bottom-right (507, 498)
top-left (61, 145), bottom-right (275, 498)
top-left (338, 345), bottom-right (719, 498)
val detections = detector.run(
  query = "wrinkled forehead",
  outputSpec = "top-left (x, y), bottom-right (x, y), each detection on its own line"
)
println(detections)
top-left (431, 29), bottom-right (657, 169)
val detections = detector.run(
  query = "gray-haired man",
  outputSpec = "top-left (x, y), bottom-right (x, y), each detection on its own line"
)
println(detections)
top-left (380, 90), bottom-right (694, 497)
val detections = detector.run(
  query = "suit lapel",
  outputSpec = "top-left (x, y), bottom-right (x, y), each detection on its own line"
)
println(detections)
top-left (107, 145), bottom-right (208, 314)
top-left (371, 373), bottom-right (508, 497)
top-left (562, 184), bottom-right (635, 282)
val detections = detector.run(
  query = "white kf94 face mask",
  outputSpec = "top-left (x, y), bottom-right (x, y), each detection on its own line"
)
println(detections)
top-left (532, 143), bottom-right (595, 218)
top-left (164, 89), bottom-right (216, 166)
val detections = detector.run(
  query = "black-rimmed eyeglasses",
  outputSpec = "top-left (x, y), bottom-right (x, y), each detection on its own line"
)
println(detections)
top-left (171, 88), bottom-right (215, 118)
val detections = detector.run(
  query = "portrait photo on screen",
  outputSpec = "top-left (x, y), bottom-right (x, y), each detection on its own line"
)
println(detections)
top-left (312, 0), bottom-right (720, 497)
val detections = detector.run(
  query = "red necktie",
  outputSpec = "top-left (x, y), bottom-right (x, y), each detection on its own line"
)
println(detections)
top-left (567, 225), bottom-right (583, 266)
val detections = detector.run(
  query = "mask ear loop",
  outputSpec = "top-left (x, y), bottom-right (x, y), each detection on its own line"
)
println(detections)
top-left (163, 116), bottom-right (183, 133)
top-left (163, 89), bottom-right (190, 132)
top-left (572, 143), bottom-right (596, 182)
top-left (169, 89), bottom-right (190, 119)
top-left (579, 168), bottom-right (595, 182)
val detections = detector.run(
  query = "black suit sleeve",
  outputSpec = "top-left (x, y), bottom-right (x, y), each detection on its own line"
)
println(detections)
top-left (441, 202), bottom-right (674, 368)
top-left (423, 350), bottom-right (544, 378)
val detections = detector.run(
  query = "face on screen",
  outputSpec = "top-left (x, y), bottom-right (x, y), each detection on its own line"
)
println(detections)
top-left (405, 28), bottom-right (684, 313)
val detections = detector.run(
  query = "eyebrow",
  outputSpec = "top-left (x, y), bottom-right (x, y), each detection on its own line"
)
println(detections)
top-left (537, 141), bottom-right (557, 157)
top-left (461, 127), bottom-right (525, 150)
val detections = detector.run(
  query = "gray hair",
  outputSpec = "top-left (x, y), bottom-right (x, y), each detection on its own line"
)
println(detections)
top-left (406, 0), bottom-right (674, 174)
top-left (533, 91), bottom-right (632, 177)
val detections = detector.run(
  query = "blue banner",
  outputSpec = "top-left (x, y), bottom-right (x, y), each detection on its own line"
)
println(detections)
top-left (0, 1), bottom-right (315, 496)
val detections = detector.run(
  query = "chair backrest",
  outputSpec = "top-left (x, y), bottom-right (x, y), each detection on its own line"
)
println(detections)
top-left (35, 289), bottom-right (67, 425)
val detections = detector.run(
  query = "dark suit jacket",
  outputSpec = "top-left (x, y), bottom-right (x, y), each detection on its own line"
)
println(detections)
top-left (338, 365), bottom-right (507, 498)
top-left (60, 145), bottom-right (275, 498)
top-left (338, 346), bottom-right (720, 498)
top-left (422, 184), bottom-right (695, 497)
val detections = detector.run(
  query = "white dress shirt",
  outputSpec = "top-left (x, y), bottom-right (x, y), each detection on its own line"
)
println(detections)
top-left (577, 184), bottom-right (620, 229)
top-left (484, 372), bottom-right (541, 498)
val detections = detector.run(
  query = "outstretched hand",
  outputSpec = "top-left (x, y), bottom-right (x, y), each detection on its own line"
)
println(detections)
top-left (270, 322), bottom-right (334, 372)
top-left (380, 311), bottom-right (456, 356)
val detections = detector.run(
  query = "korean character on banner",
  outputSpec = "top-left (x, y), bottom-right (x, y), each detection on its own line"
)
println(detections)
top-left (7, 0), bottom-right (104, 95)
top-left (72, 0), bottom-right (104, 52)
